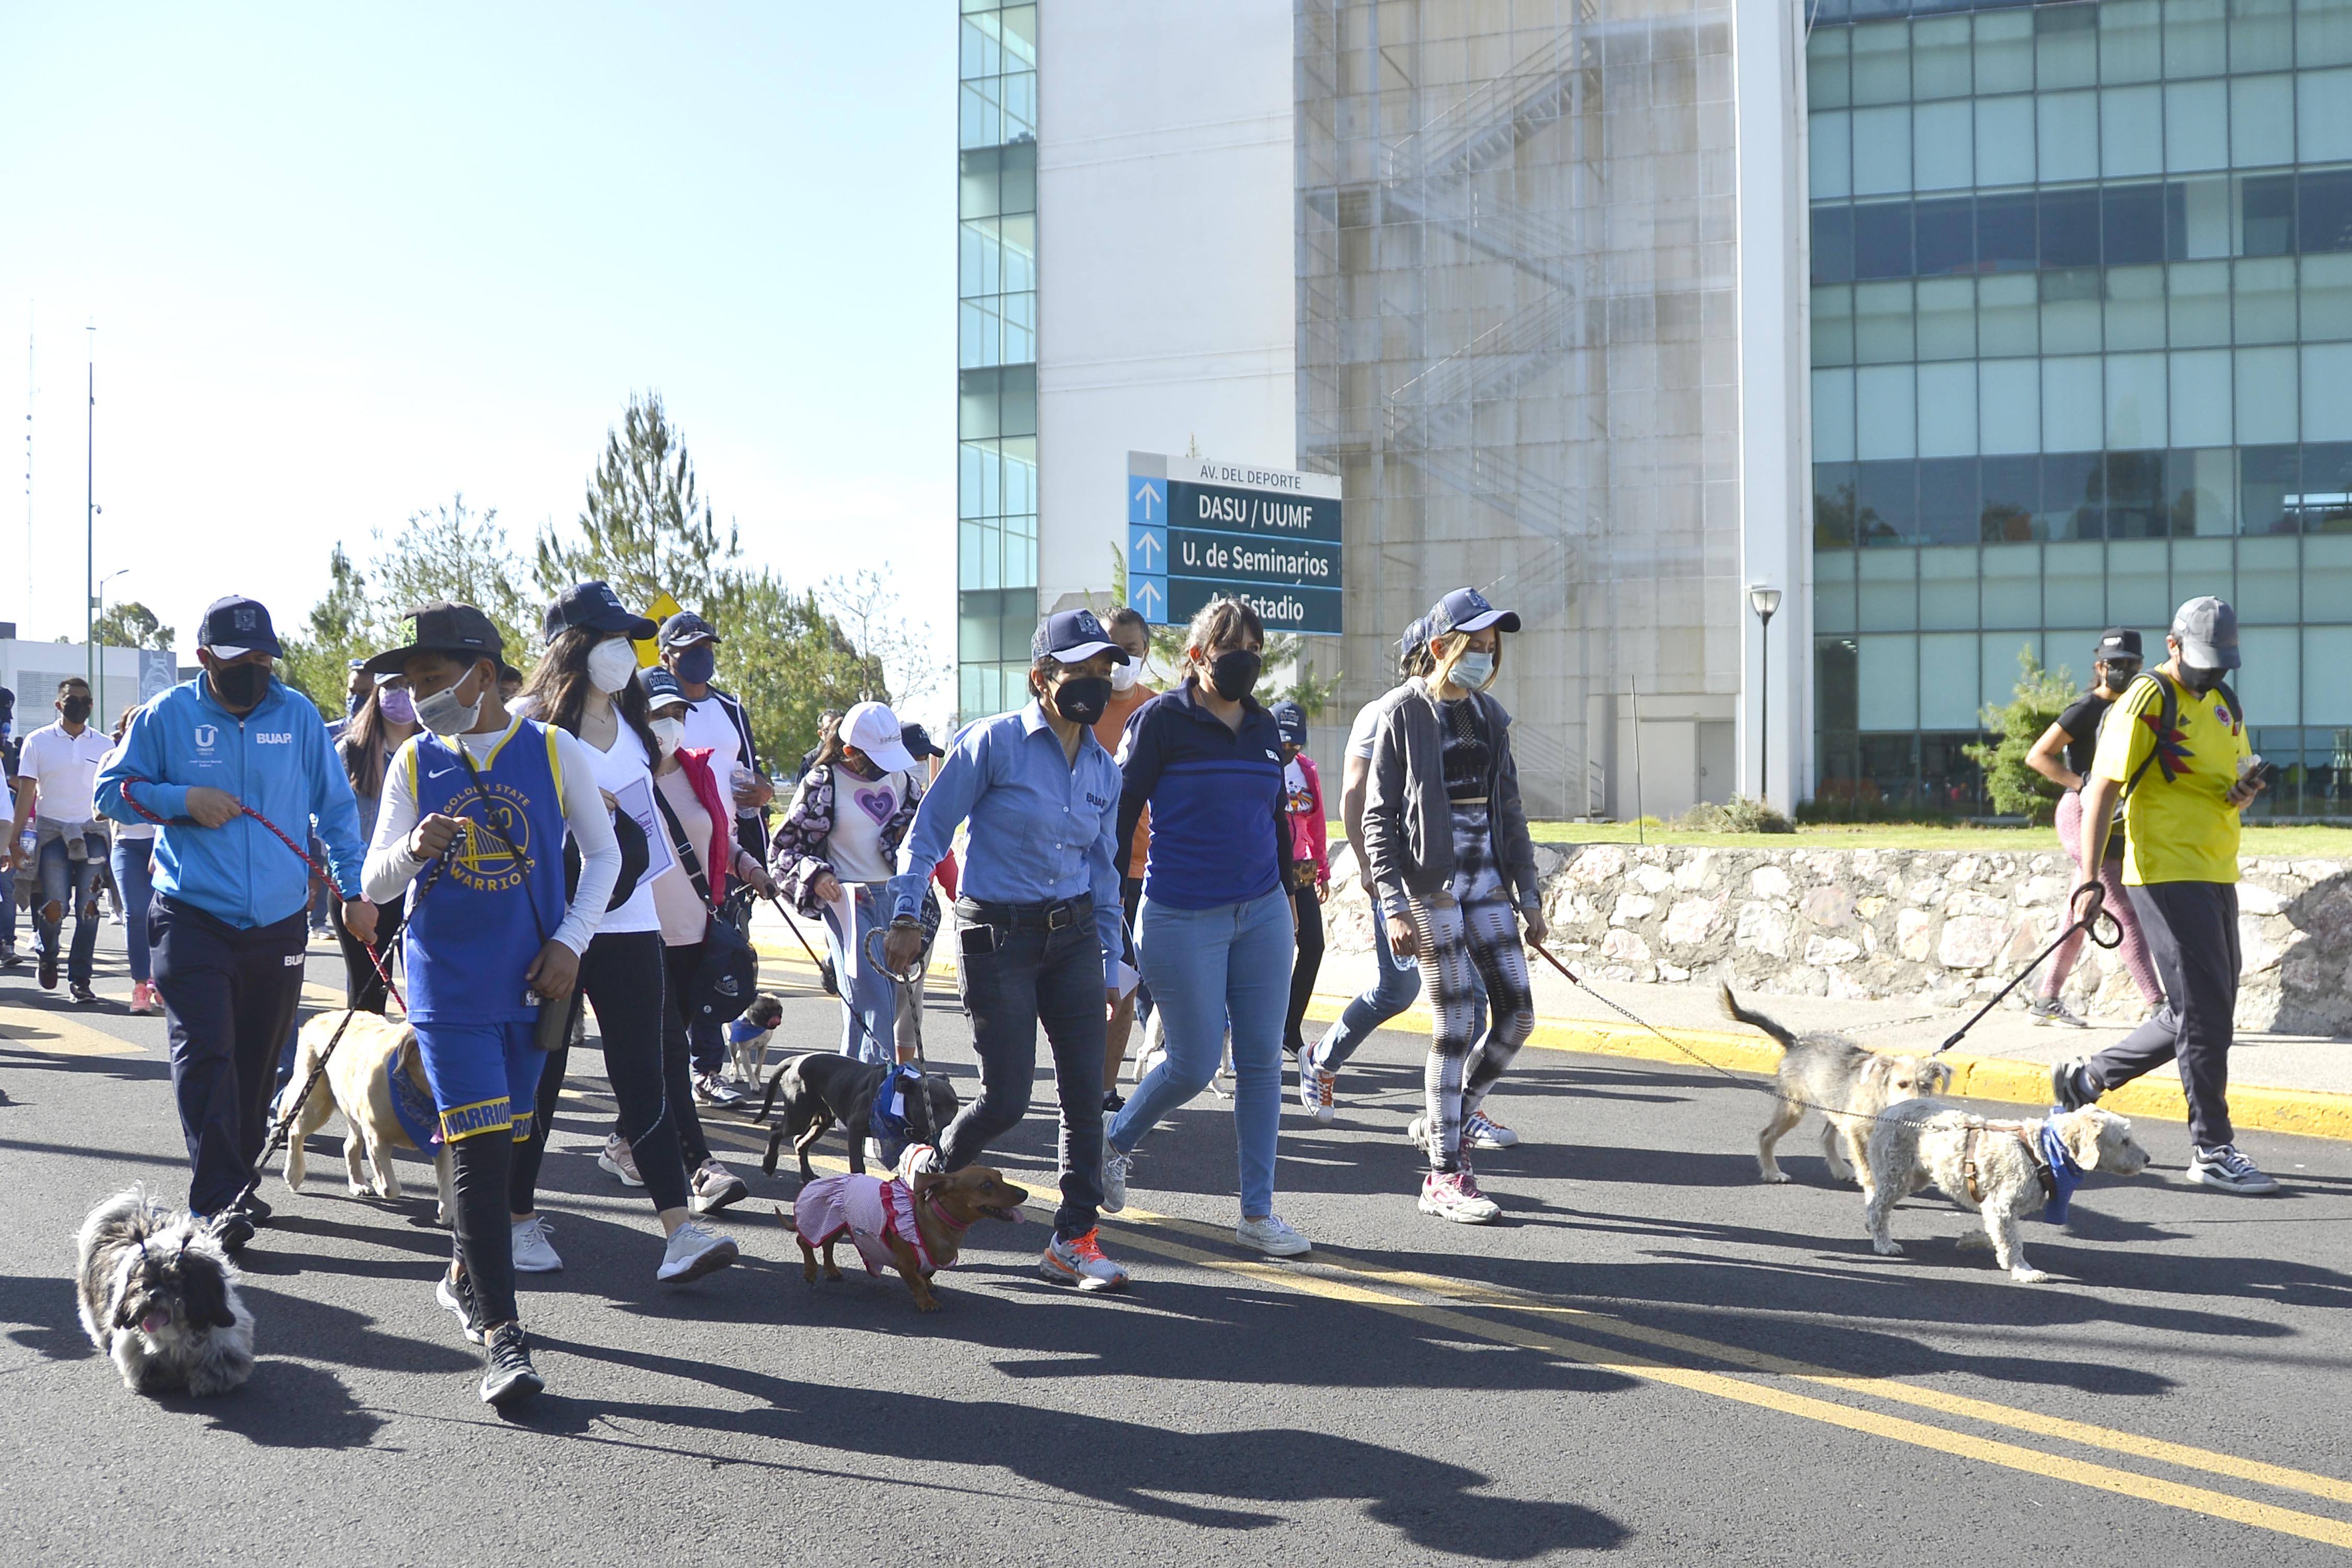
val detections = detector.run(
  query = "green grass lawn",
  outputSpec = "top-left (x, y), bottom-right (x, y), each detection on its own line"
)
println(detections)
top-left (1513, 821), bottom-right (2352, 856)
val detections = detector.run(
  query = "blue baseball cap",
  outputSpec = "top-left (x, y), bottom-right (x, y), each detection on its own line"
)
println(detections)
top-left (639, 666), bottom-right (688, 711)
top-left (1271, 700), bottom-right (1308, 747)
top-left (1031, 608), bottom-right (1131, 665)
top-left (199, 594), bottom-right (283, 659)
top-left (900, 721), bottom-right (944, 759)
top-left (1427, 587), bottom-right (1520, 639)
top-left (544, 581), bottom-right (657, 645)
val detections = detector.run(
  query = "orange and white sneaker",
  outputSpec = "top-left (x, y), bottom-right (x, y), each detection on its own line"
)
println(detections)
top-left (1040, 1227), bottom-right (1129, 1292)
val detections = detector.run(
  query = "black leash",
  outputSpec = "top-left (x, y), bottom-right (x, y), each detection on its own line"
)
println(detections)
top-left (760, 892), bottom-right (838, 997)
top-left (1931, 881), bottom-right (2122, 1057)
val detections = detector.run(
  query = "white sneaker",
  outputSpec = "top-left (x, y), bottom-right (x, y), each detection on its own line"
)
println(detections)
top-left (1238, 1213), bottom-right (1311, 1256)
top-left (510, 1215), bottom-right (563, 1274)
top-left (1420, 1168), bottom-right (1502, 1225)
top-left (1298, 1061), bottom-right (1336, 1124)
top-left (1464, 1110), bottom-right (1520, 1149)
top-left (1040, 1228), bottom-right (1129, 1292)
top-left (656, 1220), bottom-right (740, 1283)
top-left (1101, 1147), bottom-right (1133, 1214)
top-left (1405, 1115), bottom-right (1432, 1153)
top-left (598, 1134), bottom-right (644, 1188)
top-left (435, 1270), bottom-right (484, 1344)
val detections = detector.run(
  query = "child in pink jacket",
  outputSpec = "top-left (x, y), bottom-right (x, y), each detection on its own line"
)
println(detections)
top-left (1272, 702), bottom-right (1329, 1056)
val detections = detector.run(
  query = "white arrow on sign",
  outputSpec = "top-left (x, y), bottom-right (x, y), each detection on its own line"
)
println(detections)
top-left (1132, 532), bottom-right (1161, 568)
top-left (1133, 479), bottom-right (1160, 520)
top-left (1133, 580), bottom-right (1163, 616)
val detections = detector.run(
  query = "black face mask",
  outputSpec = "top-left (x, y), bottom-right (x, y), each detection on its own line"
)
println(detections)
top-left (1051, 676), bottom-right (1112, 727)
top-left (209, 662), bottom-right (271, 710)
top-left (2177, 662), bottom-right (2227, 695)
top-left (1205, 649), bottom-right (1262, 703)
top-left (60, 696), bottom-right (93, 724)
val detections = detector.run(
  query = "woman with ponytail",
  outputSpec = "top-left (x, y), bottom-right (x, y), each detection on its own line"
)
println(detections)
top-left (1361, 588), bottom-right (1545, 1225)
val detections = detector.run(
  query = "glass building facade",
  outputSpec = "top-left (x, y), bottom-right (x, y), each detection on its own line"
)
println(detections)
top-left (958, 1), bottom-right (1039, 721)
top-left (1808, 0), bottom-right (2352, 817)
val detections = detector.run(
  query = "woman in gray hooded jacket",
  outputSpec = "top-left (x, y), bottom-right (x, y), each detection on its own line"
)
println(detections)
top-left (1362, 587), bottom-right (1546, 1224)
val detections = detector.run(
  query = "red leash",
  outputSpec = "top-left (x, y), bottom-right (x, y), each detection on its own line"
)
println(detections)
top-left (116, 774), bottom-right (406, 1011)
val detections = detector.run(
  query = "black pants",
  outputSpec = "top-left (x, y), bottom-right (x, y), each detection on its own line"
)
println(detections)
top-left (336, 887), bottom-right (405, 1014)
top-left (1283, 881), bottom-right (1326, 1055)
top-left (940, 900), bottom-right (1105, 1240)
top-left (663, 941), bottom-right (714, 1169)
top-left (508, 930), bottom-right (689, 1214)
top-left (2084, 881), bottom-right (2239, 1149)
top-left (151, 898), bottom-right (309, 1217)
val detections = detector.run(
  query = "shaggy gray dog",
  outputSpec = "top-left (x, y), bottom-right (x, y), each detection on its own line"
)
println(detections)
top-left (75, 1185), bottom-right (255, 1396)
top-left (1720, 985), bottom-right (1950, 1192)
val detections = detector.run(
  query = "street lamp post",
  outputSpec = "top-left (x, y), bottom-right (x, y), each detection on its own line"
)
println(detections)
top-left (1749, 584), bottom-right (1782, 805)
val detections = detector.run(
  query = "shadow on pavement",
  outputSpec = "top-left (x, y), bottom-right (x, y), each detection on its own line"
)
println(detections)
top-left (164, 1356), bottom-right (391, 1451)
top-left (524, 1338), bottom-right (1631, 1554)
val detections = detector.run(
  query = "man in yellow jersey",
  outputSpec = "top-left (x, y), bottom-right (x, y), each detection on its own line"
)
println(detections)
top-left (2054, 596), bottom-right (2277, 1195)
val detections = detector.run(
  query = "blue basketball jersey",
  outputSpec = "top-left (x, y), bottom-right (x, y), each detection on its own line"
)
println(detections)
top-left (401, 719), bottom-right (570, 1025)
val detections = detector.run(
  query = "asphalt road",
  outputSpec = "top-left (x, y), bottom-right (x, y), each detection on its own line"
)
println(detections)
top-left (4, 925), bottom-right (2350, 1566)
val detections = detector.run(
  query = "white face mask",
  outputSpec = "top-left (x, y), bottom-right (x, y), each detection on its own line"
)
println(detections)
top-left (586, 638), bottom-right (640, 694)
top-left (414, 670), bottom-right (483, 737)
top-left (1110, 658), bottom-right (1141, 692)
top-left (649, 716), bottom-right (685, 756)
top-left (1451, 650), bottom-right (1495, 689)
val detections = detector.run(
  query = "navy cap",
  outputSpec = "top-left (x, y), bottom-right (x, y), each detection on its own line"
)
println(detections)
top-left (2171, 596), bottom-right (2241, 671)
top-left (1427, 587), bottom-right (1520, 640)
top-left (1400, 615), bottom-right (1431, 665)
top-left (545, 581), bottom-right (658, 645)
top-left (362, 602), bottom-right (504, 676)
top-left (659, 610), bottom-right (721, 650)
top-left (900, 721), bottom-right (944, 759)
top-left (199, 595), bottom-right (284, 659)
top-left (1271, 700), bottom-right (1308, 747)
top-left (1031, 608), bottom-right (1130, 665)
top-left (639, 666), bottom-right (688, 711)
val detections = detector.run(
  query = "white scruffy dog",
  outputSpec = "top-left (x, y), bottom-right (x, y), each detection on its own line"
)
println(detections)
top-left (1864, 1102), bottom-right (2149, 1283)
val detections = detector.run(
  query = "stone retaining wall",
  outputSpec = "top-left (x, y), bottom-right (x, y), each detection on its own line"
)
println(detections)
top-left (1323, 841), bottom-right (2352, 1036)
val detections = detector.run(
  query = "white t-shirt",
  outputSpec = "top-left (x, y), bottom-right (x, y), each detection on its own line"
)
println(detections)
top-left (96, 741), bottom-right (156, 839)
top-left (682, 696), bottom-right (743, 778)
top-left (15, 722), bottom-right (113, 828)
top-left (826, 767), bottom-right (908, 884)
top-left (579, 723), bottom-right (669, 936)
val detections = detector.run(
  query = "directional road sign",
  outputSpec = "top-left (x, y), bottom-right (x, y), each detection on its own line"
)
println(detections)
top-left (1125, 451), bottom-right (1343, 635)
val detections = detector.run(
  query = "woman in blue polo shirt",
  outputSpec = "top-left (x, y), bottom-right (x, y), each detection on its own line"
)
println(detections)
top-left (1097, 596), bottom-right (1308, 1259)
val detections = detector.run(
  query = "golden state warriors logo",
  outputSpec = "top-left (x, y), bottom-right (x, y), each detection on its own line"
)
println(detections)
top-left (451, 783), bottom-right (534, 893)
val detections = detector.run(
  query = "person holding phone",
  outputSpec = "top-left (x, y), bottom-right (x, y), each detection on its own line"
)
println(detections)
top-left (883, 609), bottom-right (1130, 1293)
top-left (2054, 596), bottom-right (2279, 1195)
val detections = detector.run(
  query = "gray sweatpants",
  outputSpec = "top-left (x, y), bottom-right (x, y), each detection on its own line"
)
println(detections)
top-left (2082, 880), bottom-right (2239, 1149)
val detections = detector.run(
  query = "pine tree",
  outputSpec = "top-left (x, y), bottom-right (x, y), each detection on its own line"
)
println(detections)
top-left (535, 391), bottom-right (742, 619)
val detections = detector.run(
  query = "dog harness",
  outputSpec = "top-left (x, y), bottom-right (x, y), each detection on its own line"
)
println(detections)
top-left (794, 1173), bottom-right (937, 1277)
top-left (1959, 1119), bottom-right (2062, 1215)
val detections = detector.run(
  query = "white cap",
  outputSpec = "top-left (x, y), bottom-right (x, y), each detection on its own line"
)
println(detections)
top-left (841, 700), bottom-right (917, 774)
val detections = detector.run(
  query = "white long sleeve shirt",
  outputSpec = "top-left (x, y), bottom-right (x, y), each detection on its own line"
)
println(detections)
top-left (361, 721), bottom-right (619, 954)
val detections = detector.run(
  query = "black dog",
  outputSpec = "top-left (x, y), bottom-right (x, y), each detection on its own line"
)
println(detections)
top-left (756, 1053), bottom-right (961, 1181)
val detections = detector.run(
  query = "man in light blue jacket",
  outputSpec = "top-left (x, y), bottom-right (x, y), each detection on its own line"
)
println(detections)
top-left (95, 595), bottom-right (374, 1251)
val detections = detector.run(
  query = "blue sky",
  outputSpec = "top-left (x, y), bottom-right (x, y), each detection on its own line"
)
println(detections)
top-left (1, 4), bottom-right (955, 705)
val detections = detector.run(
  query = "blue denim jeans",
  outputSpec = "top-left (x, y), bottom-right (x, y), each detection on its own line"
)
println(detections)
top-left (111, 836), bottom-right (157, 984)
top-left (1110, 887), bottom-right (1291, 1218)
top-left (822, 882), bottom-right (899, 1066)
top-left (35, 830), bottom-right (106, 986)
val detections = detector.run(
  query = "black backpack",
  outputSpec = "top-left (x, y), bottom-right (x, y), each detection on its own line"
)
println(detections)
top-left (2116, 671), bottom-right (2242, 801)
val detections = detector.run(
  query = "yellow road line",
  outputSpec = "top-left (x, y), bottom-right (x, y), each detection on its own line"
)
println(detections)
top-left (1101, 1217), bottom-right (2352, 1550)
top-left (605, 1109), bottom-right (2352, 1542)
top-left (0, 1011), bottom-right (148, 1056)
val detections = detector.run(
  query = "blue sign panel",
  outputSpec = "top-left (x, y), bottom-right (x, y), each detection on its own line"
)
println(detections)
top-left (1124, 454), bottom-right (1343, 636)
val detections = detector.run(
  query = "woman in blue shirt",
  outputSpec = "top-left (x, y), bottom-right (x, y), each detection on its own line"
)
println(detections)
top-left (883, 609), bottom-right (1132, 1293)
top-left (1097, 597), bottom-right (1309, 1259)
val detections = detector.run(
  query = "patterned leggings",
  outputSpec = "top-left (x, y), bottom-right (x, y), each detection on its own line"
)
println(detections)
top-left (1409, 895), bottom-right (1536, 1173)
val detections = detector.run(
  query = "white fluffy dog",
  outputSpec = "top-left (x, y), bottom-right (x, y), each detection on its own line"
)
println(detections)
top-left (75, 1186), bottom-right (255, 1397)
top-left (1864, 1101), bottom-right (2150, 1283)
top-left (275, 1010), bottom-right (452, 1224)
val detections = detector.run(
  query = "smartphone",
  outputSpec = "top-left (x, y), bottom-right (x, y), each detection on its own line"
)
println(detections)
top-left (959, 923), bottom-right (1000, 958)
top-left (2246, 759), bottom-right (2280, 789)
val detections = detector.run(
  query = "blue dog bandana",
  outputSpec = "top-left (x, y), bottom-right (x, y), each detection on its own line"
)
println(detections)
top-left (2038, 1114), bottom-right (2084, 1224)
